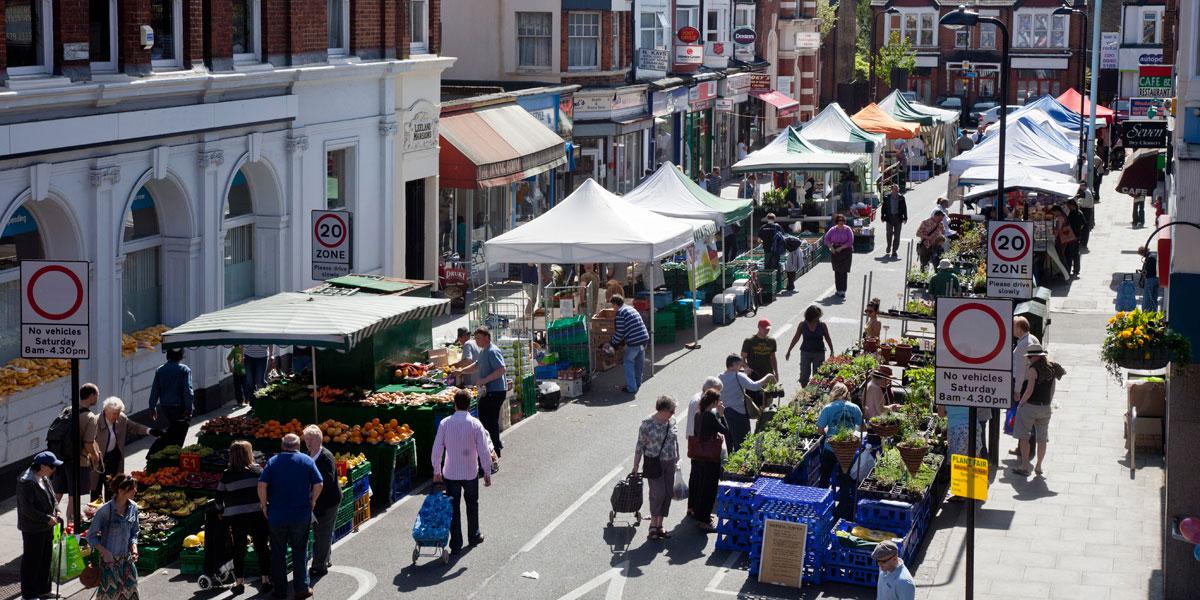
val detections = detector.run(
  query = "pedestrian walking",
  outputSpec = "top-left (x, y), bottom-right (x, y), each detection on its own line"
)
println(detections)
top-left (686, 376), bottom-right (723, 521)
top-left (431, 390), bottom-right (493, 555)
top-left (915, 211), bottom-right (947, 270)
top-left (872, 540), bottom-right (916, 600)
top-left (824, 214), bottom-right (855, 297)
top-left (631, 396), bottom-right (680, 541)
top-left (50, 383), bottom-right (99, 527)
top-left (457, 326), bottom-right (508, 456)
top-left (717, 355), bottom-right (774, 454)
top-left (147, 349), bottom-right (194, 456)
top-left (688, 390), bottom-right (728, 532)
top-left (17, 451), bottom-right (61, 600)
top-left (301, 425), bottom-right (342, 579)
top-left (706, 167), bottom-right (722, 194)
top-left (241, 344), bottom-right (273, 398)
top-left (606, 295), bottom-right (650, 394)
top-left (816, 383), bottom-right (863, 519)
top-left (85, 473), bottom-right (141, 600)
top-left (218, 440), bottom-right (271, 596)
top-left (1065, 199), bottom-right (1087, 276)
top-left (92, 397), bottom-right (158, 501)
top-left (928, 259), bottom-right (961, 297)
top-left (227, 346), bottom-right (248, 407)
top-left (1139, 246), bottom-right (1160, 311)
top-left (741, 319), bottom-right (779, 415)
top-left (757, 213), bottom-right (784, 272)
top-left (258, 433), bottom-right (323, 599)
top-left (880, 184), bottom-right (907, 258)
top-left (1012, 344), bottom-right (1065, 477)
top-left (786, 306), bottom-right (835, 387)
top-left (783, 235), bottom-right (802, 292)
top-left (1132, 194), bottom-right (1146, 228)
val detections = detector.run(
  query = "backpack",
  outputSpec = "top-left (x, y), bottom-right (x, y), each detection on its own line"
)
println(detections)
top-left (46, 407), bottom-right (77, 460)
top-left (783, 235), bottom-right (803, 253)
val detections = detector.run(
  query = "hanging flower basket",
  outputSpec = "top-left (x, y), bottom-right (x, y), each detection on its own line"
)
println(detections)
top-left (893, 344), bottom-right (914, 367)
top-left (869, 421), bottom-right (900, 439)
top-left (896, 442), bottom-right (929, 477)
top-left (1101, 309), bottom-right (1192, 379)
top-left (829, 438), bottom-right (860, 473)
top-left (1113, 348), bottom-right (1170, 371)
top-left (879, 344), bottom-right (895, 364)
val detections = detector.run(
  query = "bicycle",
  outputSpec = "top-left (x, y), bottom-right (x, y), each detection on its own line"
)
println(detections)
top-left (742, 263), bottom-right (763, 317)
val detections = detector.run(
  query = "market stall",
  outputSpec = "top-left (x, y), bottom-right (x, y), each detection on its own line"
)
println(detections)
top-left (851, 103), bottom-right (919, 140)
top-left (1057, 88), bottom-right (1115, 125)
top-left (795, 103), bottom-right (886, 195)
top-left (877, 91), bottom-right (960, 173)
top-left (948, 116), bottom-right (1078, 203)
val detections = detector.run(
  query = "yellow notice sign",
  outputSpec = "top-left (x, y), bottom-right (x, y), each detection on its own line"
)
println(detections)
top-left (950, 454), bottom-right (989, 501)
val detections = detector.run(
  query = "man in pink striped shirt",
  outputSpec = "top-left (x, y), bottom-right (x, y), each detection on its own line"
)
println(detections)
top-left (431, 390), bottom-right (493, 555)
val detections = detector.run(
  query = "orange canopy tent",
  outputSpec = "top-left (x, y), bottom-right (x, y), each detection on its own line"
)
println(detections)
top-left (1057, 88), bottom-right (1115, 124)
top-left (851, 103), bottom-right (920, 139)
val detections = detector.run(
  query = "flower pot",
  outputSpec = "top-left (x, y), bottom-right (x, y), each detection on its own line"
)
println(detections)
top-left (894, 344), bottom-right (914, 367)
top-left (1115, 348), bottom-right (1170, 371)
top-left (869, 421), bottom-right (900, 439)
top-left (829, 438), bottom-right (861, 473)
top-left (896, 442), bottom-right (929, 477)
top-left (879, 344), bottom-right (895, 363)
top-left (863, 337), bottom-right (879, 353)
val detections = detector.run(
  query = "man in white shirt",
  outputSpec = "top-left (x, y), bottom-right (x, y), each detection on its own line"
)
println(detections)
top-left (431, 390), bottom-right (493, 556)
top-left (1009, 317), bottom-right (1040, 455)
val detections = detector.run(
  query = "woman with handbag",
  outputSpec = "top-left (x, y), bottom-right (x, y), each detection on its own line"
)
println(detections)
top-left (718, 355), bottom-right (775, 455)
top-left (84, 473), bottom-right (140, 600)
top-left (217, 440), bottom-right (272, 596)
top-left (631, 396), bottom-right (680, 541)
top-left (689, 390), bottom-right (729, 532)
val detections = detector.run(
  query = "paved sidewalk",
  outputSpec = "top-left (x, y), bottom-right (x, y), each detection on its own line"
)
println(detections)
top-left (917, 175), bottom-right (1165, 600)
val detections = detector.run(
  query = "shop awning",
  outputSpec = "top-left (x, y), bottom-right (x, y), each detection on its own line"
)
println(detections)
top-left (440, 103), bottom-right (568, 190)
top-left (851, 103), bottom-right (919, 139)
top-left (1117, 149), bottom-right (1164, 197)
top-left (162, 292), bottom-right (450, 352)
top-left (750, 90), bottom-right (799, 116)
top-left (573, 114), bottom-right (655, 137)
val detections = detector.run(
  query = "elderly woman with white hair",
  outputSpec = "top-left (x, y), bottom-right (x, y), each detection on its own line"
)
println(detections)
top-left (92, 397), bottom-right (159, 501)
top-left (301, 424), bottom-right (342, 579)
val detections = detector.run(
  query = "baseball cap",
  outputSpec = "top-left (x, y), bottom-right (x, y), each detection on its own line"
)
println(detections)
top-left (871, 540), bottom-right (899, 561)
top-left (33, 451), bottom-right (63, 468)
top-left (758, 319), bottom-right (771, 328)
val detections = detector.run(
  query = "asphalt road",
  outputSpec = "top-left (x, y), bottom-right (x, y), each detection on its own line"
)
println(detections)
top-left (132, 175), bottom-right (946, 600)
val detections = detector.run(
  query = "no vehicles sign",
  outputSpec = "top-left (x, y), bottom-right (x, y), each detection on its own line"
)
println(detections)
top-left (935, 298), bottom-right (1013, 408)
top-left (312, 210), bottom-right (353, 280)
top-left (21, 260), bottom-right (90, 359)
top-left (986, 221), bottom-right (1033, 299)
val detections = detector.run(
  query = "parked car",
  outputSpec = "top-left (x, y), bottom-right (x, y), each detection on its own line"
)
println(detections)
top-left (965, 101), bottom-right (997, 127)
top-left (937, 96), bottom-right (965, 121)
top-left (973, 104), bottom-right (1020, 127)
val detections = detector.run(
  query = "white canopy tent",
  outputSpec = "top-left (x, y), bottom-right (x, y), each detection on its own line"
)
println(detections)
top-left (949, 118), bottom-right (1077, 178)
top-left (623, 163), bottom-right (729, 226)
top-left (958, 164), bottom-right (1077, 186)
top-left (878, 91), bottom-right (961, 171)
top-left (732, 128), bottom-right (868, 172)
top-left (796, 103), bottom-right (885, 188)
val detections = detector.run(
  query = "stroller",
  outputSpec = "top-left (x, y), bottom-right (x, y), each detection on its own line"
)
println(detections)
top-left (197, 502), bottom-right (236, 590)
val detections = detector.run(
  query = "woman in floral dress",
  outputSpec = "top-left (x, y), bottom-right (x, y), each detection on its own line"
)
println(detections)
top-left (85, 473), bottom-right (140, 600)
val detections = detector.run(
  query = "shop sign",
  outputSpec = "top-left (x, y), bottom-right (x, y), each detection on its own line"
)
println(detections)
top-left (403, 102), bottom-right (438, 152)
top-left (689, 81), bottom-right (717, 103)
top-left (63, 43), bottom-right (89, 62)
top-left (558, 95), bottom-right (574, 137)
top-left (3, 206), bottom-right (38, 237)
top-left (733, 28), bottom-right (756, 45)
top-left (639, 47), bottom-right (669, 72)
top-left (1129, 98), bottom-right (1165, 119)
top-left (723, 73), bottom-right (750, 96)
top-left (1139, 53), bottom-right (1163, 65)
top-left (675, 44), bottom-right (703, 65)
top-left (934, 297), bottom-right (1014, 409)
top-left (311, 210), bottom-right (353, 280)
top-left (986, 221), bottom-right (1034, 299)
top-left (1138, 65), bottom-right (1173, 98)
top-left (574, 91), bottom-right (615, 120)
top-left (21, 260), bottom-right (90, 360)
top-left (1123, 121), bottom-right (1168, 149)
top-left (527, 107), bottom-right (555, 131)
top-left (708, 42), bottom-right (726, 56)
top-left (716, 98), bottom-right (734, 112)
top-left (651, 87), bottom-right (689, 117)
top-left (677, 26), bottom-right (701, 44)
top-left (794, 32), bottom-right (820, 50)
top-left (1100, 32), bottom-right (1119, 70)
top-left (689, 99), bottom-right (714, 111)
top-left (750, 73), bottom-right (771, 92)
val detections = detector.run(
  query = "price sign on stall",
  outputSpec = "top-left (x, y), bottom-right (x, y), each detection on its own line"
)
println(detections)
top-left (21, 260), bottom-right (90, 359)
top-left (986, 221), bottom-right (1034, 299)
top-left (935, 298), bottom-right (1013, 409)
top-left (312, 210), bottom-right (353, 280)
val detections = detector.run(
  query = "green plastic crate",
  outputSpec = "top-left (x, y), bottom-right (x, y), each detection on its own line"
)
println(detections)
top-left (136, 544), bottom-right (170, 574)
top-left (179, 547), bottom-right (205, 576)
top-left (336, 501), bottom-right (355, 528)
top-left (654, 328), bottom-right (676, 344)
top-left (349, 460), bottom-right (371, 483)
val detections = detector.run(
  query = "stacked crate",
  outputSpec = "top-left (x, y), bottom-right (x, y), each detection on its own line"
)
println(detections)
top-left (714, 478), bottom-right (774, 552)
top-left (547, 315), bottom-right (590, 368)
top-left (747, 481), bottom-right (835, 584)
top-left (591, 312), bottom-right (616, 372)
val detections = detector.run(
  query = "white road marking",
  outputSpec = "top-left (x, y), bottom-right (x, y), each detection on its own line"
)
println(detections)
top-left (703, 550), bottom-right (742, 596)
top-left (519, 464), bottom-right (625, 554)
top-left (329, 565), bottom-right (378, 600)
top-left (556, 560), bottom-right (629, 600)
top-left (771, 324), bottom-right (792, 339)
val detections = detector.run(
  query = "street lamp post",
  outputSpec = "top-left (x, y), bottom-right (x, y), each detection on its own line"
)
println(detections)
top-left (1055, 2), bottom-right (1088, 179)
top-left (869, 4), bottom-right (900, 100)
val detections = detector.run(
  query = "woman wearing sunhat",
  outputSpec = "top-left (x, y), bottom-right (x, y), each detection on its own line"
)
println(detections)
top-left (1012, 344), bottom-right (1065, 476)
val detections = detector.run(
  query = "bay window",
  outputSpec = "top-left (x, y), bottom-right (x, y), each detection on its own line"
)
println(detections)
top-left (568, 12), bottom-right (600, 70)
top-left (517, 12), bottom-right (552, 68)
top-left (887, 11), bottom-right (936, 49)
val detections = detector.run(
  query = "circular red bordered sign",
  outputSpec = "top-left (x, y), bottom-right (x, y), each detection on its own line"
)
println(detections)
top-left (677, 26), bottom-right (701, 44)
top-left (990, 223), bottom-right (1031, 263)
top-left (941, 302), bottom-right (1006, 365)
top-left (314, 213), bottom-right (348, 249)
top-left (26, 265), bottom-right (84, 321)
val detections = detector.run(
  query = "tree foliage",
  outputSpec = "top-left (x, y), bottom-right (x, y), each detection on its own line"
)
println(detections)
top-left (816, 0), bottom-right (838, 38)
top-left (854, 31), bottom-right (916, 86)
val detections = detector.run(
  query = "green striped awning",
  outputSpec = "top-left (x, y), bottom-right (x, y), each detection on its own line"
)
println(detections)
top-left (162, 292), bottom-right (450, 352)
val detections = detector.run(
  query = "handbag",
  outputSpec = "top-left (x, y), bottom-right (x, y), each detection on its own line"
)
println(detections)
top-left (79, 563), bottom-right (100, 588)
top-left (736, 377), bottom-right (763, 419)
top-left (686, 414), bottom-right (725, 462)
top-left (641, 426), bottom-right (670, 479)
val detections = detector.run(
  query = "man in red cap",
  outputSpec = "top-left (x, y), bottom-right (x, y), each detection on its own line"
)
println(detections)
top-left (741, 319), bottom-right (779, 420)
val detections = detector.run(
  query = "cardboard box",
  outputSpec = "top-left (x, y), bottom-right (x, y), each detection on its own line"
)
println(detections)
top-left (427, 348), bottom-right (450, 368)
top-left (1127, 380), bottom-right (1166, 417)
top-left (1128, 415), bottom-right (1164, 453)
top-left (555, 378), bottom-right (584, 399)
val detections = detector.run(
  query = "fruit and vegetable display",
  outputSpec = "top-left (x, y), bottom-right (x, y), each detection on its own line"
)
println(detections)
top-left (199, 415), bottom-right (262, 437)
top-left (0, 358), bottom-right (71, 398)
top-left (202, 416), bottom-right (413, 446)
top-left (132, 467), bottom-right (220, 490)
top-left (362, 386), bottom-right (467, 407)
top-left (121, 324), bottom-right (168, 356)
top-left (393, 362), bottom-right (431, 379)
top-left (138, 485), bottom-right (211, 517)
top-left (137, 512), bottom-right (181, 546)
top-left (255, 418), bottom-right (307, 439)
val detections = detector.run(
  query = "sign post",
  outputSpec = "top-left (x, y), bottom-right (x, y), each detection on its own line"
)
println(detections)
top-left (21, 259), bottom-right (91, 527)
top-left (935, 297), bottom-right (1013, 600)
top-left (311, 210), bottom-right (353, 280)
top-left (986, 221), bottom-right (1034, 299)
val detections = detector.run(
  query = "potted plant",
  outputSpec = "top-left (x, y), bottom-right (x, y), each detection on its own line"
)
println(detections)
top-left (868, 412), bottom-right (904, 440)
top-left (1101, 309), bottom-right (1192, 378)
top-left (863, 336), bottom-right (880, 353)
top-left (879, 339), bottom-right (896, 363)
top-left (906, 269), bottom-right (931, 289)
top-left (895, 433), bottom-right (929, 477)
top-left (893, 338), bottom-right (916, 367)
top-left (827, 427), bottom-right (860, 473)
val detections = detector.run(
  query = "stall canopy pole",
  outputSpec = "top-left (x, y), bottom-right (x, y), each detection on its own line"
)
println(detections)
top-left (310, 346), bottom-right (319, 424)
top-left (688, 257), bottom-right (701, 349)
top-left (648, 257), bottom-right (656, 379)
top-left (721, 229), bottom-right (727, 289)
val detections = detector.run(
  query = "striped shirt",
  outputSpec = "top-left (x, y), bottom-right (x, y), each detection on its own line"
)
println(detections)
top-left (243, 345), bottom-right (270, 359)
top-left (218, 465), bottom-right (264, 517)
top-left (431, 411), bottom-right (493, 481)
top-left (611, 304), bottom-right (649, 347)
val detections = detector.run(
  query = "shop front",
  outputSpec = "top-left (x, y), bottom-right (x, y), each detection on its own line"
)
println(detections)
top-left (684, 80), bottom-right (718, 179)
top-left (748, 73), bottom-right (799, 137)
top-left (716, 72), bottom-right (752, 172)
top-left (651, 86), bottom-right (689, 169)
top-left (573, 86), bottom-right (654, 193)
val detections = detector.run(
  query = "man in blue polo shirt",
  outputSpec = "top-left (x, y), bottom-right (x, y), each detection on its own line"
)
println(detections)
top-left (258, 433), bottom-right (323, 599)
top-left (459, 326), bottom-right (508, 457)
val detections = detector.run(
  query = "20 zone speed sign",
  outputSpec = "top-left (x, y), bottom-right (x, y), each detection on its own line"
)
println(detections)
top-left (986, 221), bottom-right (1034, 299)
top-left (312, 210), bottom-right (353, 280)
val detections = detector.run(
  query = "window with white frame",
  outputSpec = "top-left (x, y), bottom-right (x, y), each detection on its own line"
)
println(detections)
top-left (1014, 11), bottom-right (1068, 49)
top-left (89, 0), bottom-right (118, 72)
top-left (122, 187), bottom-right (162, 334)
top-left (676, 6), bottom-right (699, 31)
top-left (327, 0), bottom-right (349, 55)
top-left (640, 12), bottom-right (666, 49)
top-left (409, 0), bottom-right (429, 53)
top-left (705, 9), bottom-right (724, 42)
top-left (568, 12), bottom-right (600, 70)
top-left (517, 12), bottom-right (552, 67)
top-left (734, 5), bottom-right (754, 29)
top-left (224, 169), bottom-right (256, 305)
top-left (232, 0), bottom-right (260, 62)
top-left (6, 0), bottom-right (52, 75)
top-left (888, 11), bottom-right (937, 48)
top-left (980, 22), bottom-right (996, 49)
top-left (150, 0), bottom-right (183, 68)
top-left (326, 147), bottom-right (355, 210)
top-left (1141, 8), bottom-right (1162, 45)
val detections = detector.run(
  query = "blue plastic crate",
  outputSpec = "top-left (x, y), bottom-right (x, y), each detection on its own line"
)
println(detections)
top-left (855, 498), bottom-right (921, 533)
top-left (825, 519), bottom-right (907, 571)
top-left (753, 498), bottom-right (834, 524)
top-left (716, 516), bottom-right (754, 535)
top-left (715, 499), bottom-right (754, 518)
top-left (353, 476), bottom-right (371, 500)
top-left (715, 532), bottom-right (753, 552)
top-left (332, 521), bottom-right (353, 543)
top-left (754, 481), bottom-right (833, 510)
top-left (823, 561), bottom-right (880, 587)
top-left (391, 465), bottom-right (414, 503)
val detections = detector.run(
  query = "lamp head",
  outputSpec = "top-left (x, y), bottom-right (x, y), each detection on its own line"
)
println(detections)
top-left (885, 7), bottom-right (900, 15)
top-left (939, 5), bottom-right (980, 30)
top-left (1052, 4), bottom-right (1075, 16)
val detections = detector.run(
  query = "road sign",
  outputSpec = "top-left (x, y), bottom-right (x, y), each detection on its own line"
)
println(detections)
top-left (935, 297), bottom-right (1013, 409)
top-left (21, 260), bottom-right (90, 359)
top-left (312, 210), bottom-right (353, 281)
top-left (986, 221), bottom-right (1034, 299)
top-left (950, 454), bottom-right (989, 501)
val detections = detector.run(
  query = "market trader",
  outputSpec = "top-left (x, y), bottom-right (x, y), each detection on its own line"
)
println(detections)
top-left (458, 326), bottom-right (508, 456)
top-left (432, 390), bottom-right (493, 556)
top-left (872, 540), bottom-right (916, 600)
top-left (148, 348), bottom-right (194, 455)
top-left (740, 319), bottom-right (779, 420)
top-left (757, 213), bottom-right (784, 271)
top-left (607, 295), bottom-right (650, 394)
top-left (928, 259), bottom-right (960, 297)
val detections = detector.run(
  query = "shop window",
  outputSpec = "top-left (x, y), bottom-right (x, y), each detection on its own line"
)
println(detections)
top-left (226, 170), bottom-right (254, 218)
top-left (326, 146), bottom-right (355, 210)
top-left (6, 0), bottom-right (52, 75)
top-left (1015, 12), bottom-right (1068, 49)
top-left (517, 12), bottom-right (552, 68)
top-left (409, 0), bottom-right (428, 54)
top-left (0, 205), bottom-right (44, 364)
top-left (224, 224), bottom-right (255, 305)
top-left (515, 175), bottom-right (551, 223)
top-left (89, 0), bottom-right (117, 72)
top-left (567, 12), bottom-right (600, 70)
top-left (123, 187), bottom-right (161, 242)
top-left (150, 0), bottom-right (183, 68)
top-left (232, 0), bottom-right (260, 62)
top-left (640, 12), bottom-right (666, 50)
top-left (328, 0), bottom-right (348, 55)
top-left (122, 248), bottom-right (161, 334)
